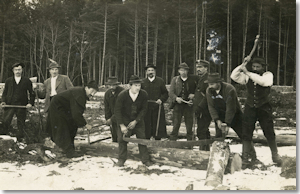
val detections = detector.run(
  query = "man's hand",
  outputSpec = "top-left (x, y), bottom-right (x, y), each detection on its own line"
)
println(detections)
top-left (0, 102), bottom-right (6, 108)
top-left (188, 94), bottom-right (195, 100)
top-left (176, 97), bottom-right (183, 104)
top-left (156, 99), bottom-right (162, 105)
top-left (127, 120), bottom-right (137, 130)
top-left (216, 120), bottom-right (223, 129)
top-left (32, 83), bottom-right (38, 90)
top-left (106, 119), bottom-right (112, 126)
top-left (240, 64), bottom-right (249, 74)
top-left (243, 56), bottom-right (251, 64)
top-left (225, 126), bottom-right (230, 135)
top-left (26, 104), bottom-right (32, 109)
top-left (86, 124), bottom-right (92, 130)
top-left (120, 124), bottom-right (128, 134)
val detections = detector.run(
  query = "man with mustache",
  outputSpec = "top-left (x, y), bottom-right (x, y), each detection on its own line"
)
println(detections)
top-left (231, 56), bottom-right (282, 167)
top-left (142, 64), bottom-right (168, 140)
top-left (0, 63), bottom-right (35, 140)
top-left (104, 77), bottom-right (124, 142)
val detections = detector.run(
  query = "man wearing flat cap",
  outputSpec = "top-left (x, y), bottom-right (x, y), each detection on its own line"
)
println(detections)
top-left (114, 75), bottom-right (152, 167)
top-left (104, 77), bottom-right (124, 142)
top-left (46, 80), bottom-right (98, 158)
top-left (231, 56), bottom-right (282, 167)
top-left (36, 59), bottom-right (73, 113)
top-left (0, 63), bottom-right (35, 139)
top-left (169, 62), bottom-right (199, 141)
top-left (142, 64), bottom-right (168, 140)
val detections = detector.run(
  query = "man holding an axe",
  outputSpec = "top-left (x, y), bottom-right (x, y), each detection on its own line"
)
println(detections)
top-left (0, 63), bottom-right (35, 140)
top-left (142, 64), bottom-right (169, 140)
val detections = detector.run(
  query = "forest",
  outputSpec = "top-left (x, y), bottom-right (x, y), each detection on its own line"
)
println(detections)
top-left (0, 0), bottom-right (296, 86)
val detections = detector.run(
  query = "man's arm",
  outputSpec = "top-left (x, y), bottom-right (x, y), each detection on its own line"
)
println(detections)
top-left (1, 79), bottom-right (9, 104)
top-left (230, 64), bottom-right (249, 85)
top-left (104, 92), bottom-right (112, 120)
top-left (134, 91), bottom-right (148, 123)
top-left (224, 89), bottom-right (238, 126)
top-left (114, 92), bottom-right (124, 125)
top-left (70, 96), bottom-right (87, 127)
top-left (27, 79), bottom-right (36, 106)
top-left (168, 77), bottom-right (177, 102)
top-left (160, 79), bottom-right (169, 103)
top-left (206, 88), bottom-right (220, 121)
top-left (244, 71), bottom-right (273, 87)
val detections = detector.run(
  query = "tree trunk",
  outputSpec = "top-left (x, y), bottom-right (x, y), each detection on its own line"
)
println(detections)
top-left (178, 0), bottom-right (182, 64)
top-left (39, 27), bottom-right (45, 81)
top-left (77, 142), bottom-right (210, 170)
top-left (242, 2), bottom-right (249, 60)
top-left (171, 33), bottom-right (176, 78)
top-left (145, 0), bottom-right (149, 68)
top-left (283, 18), bottom-right (290, 86)
top-left (195, 0), bottom-right (198, 74)
top-left (109, 55), bottom-right (112, 77)
top-left (205, 141), bottom-right (230, 187)
top-left (116, 18), bottom-right (120, 77)
top-left (98, 46), bottom-right (102, 84)
top-left (153, 17), bottom-right (158, 66)
top-left (226, 0), bottom-right (230, 83)
top-left (203, 2), bottom-right (207, 60)
top-left (134, 3), bottom-right (138, 75)
top-left (101, 2), bottom-right (108, 85)
top-left (0, 23), bottom-right (5, 83)
top-left (165, 32), bottom-right (169, 84)
top-left (123, 35), bottom-right (127, 84)
top-left (93, 49), bottom-right (96, 81)
top-left (229, 8), bottom-right (232, 77)
top-left (67, 22), bottom-right (73, 77)
top-left (257, 3), bottom-right (262, 56)
top-left (277, 6), bottom-right (281, 85)
top-left (199, 1), bottom-right (204, 62)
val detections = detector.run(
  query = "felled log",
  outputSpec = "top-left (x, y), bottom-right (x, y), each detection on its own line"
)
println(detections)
top-left (205, 141), bottom-right (230, 188)
top-left (76, 141), bottom-right (210, 170)
top-left (166, 126), bottom-right (296, 146)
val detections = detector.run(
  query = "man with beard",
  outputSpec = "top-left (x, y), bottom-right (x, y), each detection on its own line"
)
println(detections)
top-left (231, 56), bottom-right (282, 167)
top-left (104, 77), bottom-right (124, 142)
top-left (46, 81), bottom-right (97, 158)
top-left (0, 63), bottom-right (35, 139)
top-left (142, 64), bottom-right (168, 140)
top-left (36, 59), bottom-right (73, 113)
top-left (114, 75), bottom-right (152, 167)
top-left (169, 63), bottom-right (198, 141)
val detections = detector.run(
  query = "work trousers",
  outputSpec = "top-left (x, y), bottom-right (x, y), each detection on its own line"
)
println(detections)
top-left (2, 107), bottom-right (27, 138)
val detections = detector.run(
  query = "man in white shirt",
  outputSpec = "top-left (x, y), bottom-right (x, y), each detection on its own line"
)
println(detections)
top-left (231, 56), bottom-right (282, 167)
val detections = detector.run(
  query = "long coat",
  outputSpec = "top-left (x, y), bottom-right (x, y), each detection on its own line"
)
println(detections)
top-left (47, 87), bottom-right (88, 153)
top-left (142, 77), bottom-right (169, 139)
top-left (193, 73), bottom-right (209, 113)
top-left (37, 74), bottom-right (73, 112)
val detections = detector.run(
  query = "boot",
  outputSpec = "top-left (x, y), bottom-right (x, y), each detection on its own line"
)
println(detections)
top-left (242, 140), bottom-right (252, 169)
top-left (249, 142), bottom-right (263, 165)
top-left (268, 140), bottom-right (282, 166)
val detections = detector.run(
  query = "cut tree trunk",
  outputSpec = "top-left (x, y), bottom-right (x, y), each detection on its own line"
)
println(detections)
top-left (76, 141), bottom-right (210, 170)
top-left (205, 141), bottom-right (230, 188)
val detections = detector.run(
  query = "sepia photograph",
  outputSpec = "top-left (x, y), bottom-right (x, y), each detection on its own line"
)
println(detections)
top-left (0, 0), bottom-right (297, 191)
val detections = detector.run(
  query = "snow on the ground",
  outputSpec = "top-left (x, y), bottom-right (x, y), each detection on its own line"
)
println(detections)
top-left (0, 144), bottom-right (296, 190)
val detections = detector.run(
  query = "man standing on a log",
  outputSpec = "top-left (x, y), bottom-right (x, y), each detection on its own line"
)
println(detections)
top-left (104, 77), bottom-right (124, 142)
top-left (36, 59), bottom-right (73, 113)
top-left (142, 64), bottom-right (169, 140)
top-left (114, 75), bottom-right (153, 167)
top-left (169, 63), bottom-right (198, 141)
top-left (231, 56), bottom-right (282, 166)
top-left (193, 60), bottom-right (219, 151)
top-left (0, 63), bottom-right (35, 140)
top-left (46, 81), bottom-right (97, 158)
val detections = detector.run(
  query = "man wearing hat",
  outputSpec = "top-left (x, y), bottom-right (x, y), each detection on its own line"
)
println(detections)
top-left (0, 63), bottom-right (35, 139)
top-left (142, 64), bottom-right (168, 140)
top-left (114, 75), bottom-right (152, 167)
top-left (193, 60), bottom-right (218, 150)
top-left (231, 56), bottom-right (282, 167)
top-left (169, 62), bottom-right (199, 141)
top-left (36, 59), bottom-right (73, 113)
top-left (46, 80), bottom-right (97, 158)
top-left (104, 77), bottom-right (124, 142)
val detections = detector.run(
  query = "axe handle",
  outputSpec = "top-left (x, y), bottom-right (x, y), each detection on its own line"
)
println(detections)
top-left (155, 103), bottom-right (162, 137)
top-left (1, 105), bottom-right (27, 108)
top-left (242, 35), bottom-right (260, 66)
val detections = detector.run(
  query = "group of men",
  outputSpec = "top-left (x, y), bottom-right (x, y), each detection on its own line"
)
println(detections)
top-left (0, 55), bottom-right (281, 167)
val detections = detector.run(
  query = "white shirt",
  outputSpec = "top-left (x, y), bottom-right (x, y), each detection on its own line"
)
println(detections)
top-left (129, 89), bottom-right (138, 102)
top-left (50, 76), bottom-right (58, 96)
top-left (148, 76), bottom-right (155, 82)
top-left (181, 77), bottom-right (188, 81)
top-left (14, 76), bottom-right (21, 84)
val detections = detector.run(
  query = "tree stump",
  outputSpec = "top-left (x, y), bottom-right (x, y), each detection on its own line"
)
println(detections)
top-left (205, 141), bottom-right (230, 187)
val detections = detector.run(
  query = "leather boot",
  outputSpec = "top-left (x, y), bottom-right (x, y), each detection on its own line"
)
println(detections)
top-left (249, 142), bottom-right (263, 165)
top-left (242, 140), bottom-right (252, 169)
top-left (268, 139), bottom-right (282, 166)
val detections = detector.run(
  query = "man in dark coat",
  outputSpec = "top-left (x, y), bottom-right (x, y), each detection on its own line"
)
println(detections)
top-left (142, 64), bottom-right (168, 140)
top-left (0, 63), bottom-right (35, 139)
top-left (114, 75), bottom-right (152, 167)
top-left (46, 81), bottom-right (98, 158)
top-left (169, 63), bottom-right (199, 141)
top-left (104, 77), bottom-right (124, 142)
top-left (231, 56), bottom-right (282, 167)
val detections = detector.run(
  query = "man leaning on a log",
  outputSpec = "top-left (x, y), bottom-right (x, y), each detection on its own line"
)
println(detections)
top-left (114, 75), bottom-right (153, 167)
top-left (169, 62), bottom-right (199, 141)
top-left (0, 63), bottom-right (35, 140)
top-left (104, 77), bottom-right (124, 142)
top-left (231, 56), bottom-right (282, 167)
top-left (142, 64), bottom-right (169, 140)
top-left (46, 81), bottom-right (98, 158)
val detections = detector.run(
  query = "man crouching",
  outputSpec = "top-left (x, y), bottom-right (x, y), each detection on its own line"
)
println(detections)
top-left (114, 75), bottom-right (152, 167)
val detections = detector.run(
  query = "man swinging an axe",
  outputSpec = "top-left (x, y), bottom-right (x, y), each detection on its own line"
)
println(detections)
top-left (142, 64), bottom-right (169, 140)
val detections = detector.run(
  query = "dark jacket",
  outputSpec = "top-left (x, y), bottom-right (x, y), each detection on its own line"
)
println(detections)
top-left (193, 73), bottom-right (209, 112)
top-left (104, 86), bottom-right (124, 122)
top-left (2, 76), bottom-right (35, 106)
top-left (206, 82), bottom-right (242, 126)
top-left (142, 76), bottom-right (169, 105)
top-left (114, 89), bottom-right (148, 126)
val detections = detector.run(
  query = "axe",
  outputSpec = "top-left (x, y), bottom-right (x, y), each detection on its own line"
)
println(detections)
top-left (241, 35), bottom-right (260, 67)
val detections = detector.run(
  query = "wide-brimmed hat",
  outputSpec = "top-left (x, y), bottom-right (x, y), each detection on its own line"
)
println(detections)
top-left (86, 80), bottom-right (99, 91)
top-left (11, 63), bottom-right (25, 69)
top-left (47, 59), bottom-right (61, 69)
top-left (144, 64), bottom-right (157, 70)
top-left (196, 60), bottom-right (209, 67)
top-left (178, 62), bottom-right (189, 70)
top-left (105, 77), bottom-right (121, 85)
top-left (251, 56), bottom-right (267, 66)
top-left (204, 73), bottom-right (224, 83)
top-left (129, 75), bottom-right (143, 84)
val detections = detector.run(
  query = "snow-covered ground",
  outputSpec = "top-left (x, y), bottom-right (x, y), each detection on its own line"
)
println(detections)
top-left (0, 144), bottom-right (296, 190)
